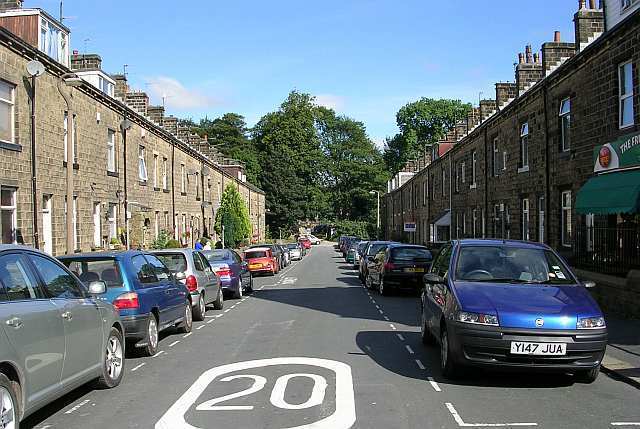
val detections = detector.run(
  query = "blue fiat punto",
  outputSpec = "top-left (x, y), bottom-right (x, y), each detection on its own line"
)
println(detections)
top-left (420, 239), bottom-right (607, 382)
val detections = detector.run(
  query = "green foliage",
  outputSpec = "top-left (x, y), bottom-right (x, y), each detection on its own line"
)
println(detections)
top-left (151, 230), bottom-right (171, 249)
top-left (214, 184), bottom-right (252, 248)
top-left (329, 220), bottom-right (373, 240)
top-left (165, 239), bottom-right (181, 249)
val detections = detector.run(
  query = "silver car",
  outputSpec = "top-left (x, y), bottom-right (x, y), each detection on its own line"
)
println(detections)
top-left (152, 249), bottom-right (223, 321)
top-left (286, 243), bottom-right (302, 261)
top-left (0, 245), bottom-right (125, 426)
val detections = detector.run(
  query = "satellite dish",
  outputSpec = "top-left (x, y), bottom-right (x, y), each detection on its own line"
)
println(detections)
top-left (26, 60), bottom-right (45, 77)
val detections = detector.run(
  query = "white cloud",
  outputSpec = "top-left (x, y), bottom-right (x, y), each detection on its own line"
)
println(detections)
top-left (315, 94), bottom-right (346, 110)
top-left (145, 76), bottom-right (220, 110)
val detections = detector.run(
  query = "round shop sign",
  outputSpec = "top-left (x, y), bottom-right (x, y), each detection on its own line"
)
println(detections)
top-left (598, 146), bottom-right (611, 168)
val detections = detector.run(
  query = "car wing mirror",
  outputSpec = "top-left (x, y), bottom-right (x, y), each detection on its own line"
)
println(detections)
top-left (88, 280), bottom-right (107, 295)
top-left (583, 280), bottom-right (596, 289)
top-left (175, 272), bottom-right (186, 281)
top-left (423, 273), bottom-right (444, 285)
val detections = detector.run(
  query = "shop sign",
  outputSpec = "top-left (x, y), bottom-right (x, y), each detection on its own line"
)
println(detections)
top-left (594, 131), bottom-right (640, 172)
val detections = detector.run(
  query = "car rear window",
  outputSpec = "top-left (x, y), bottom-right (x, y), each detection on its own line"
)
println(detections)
top-left (204, 250), bottom-right (227, 261)
top-left (246, 251), bottom-right (267, 259)
top-left (287, 244), bottom-right (298, 249)
top-left (368, 243), bottom-right (388, 256)
top-left (63, 258), bottom-right (124, 288)
top-left (155, 253), bottom-right (187, 273)
top-left (391, 247), bottom-right (433, 261)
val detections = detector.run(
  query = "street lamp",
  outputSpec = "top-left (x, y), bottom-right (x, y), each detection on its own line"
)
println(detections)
top-left (369, 190), bottom-right (380, 239)
top-left (26, 60), bottom-right (45, 249)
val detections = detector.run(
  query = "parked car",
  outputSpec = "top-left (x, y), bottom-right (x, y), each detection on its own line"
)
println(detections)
top-left (248, 244), bottom-right (283, 271)
top-left (287, 243), bottom-right (303, 261)
top-left (346, 241), bottom-right (364, 264)
top-left (299, 237), bottom-right (312, 252)
top-left (420, 239), bottom-right (607, 382)
top-left (366, 244), bottom-right (433, 295)
top-left (203, 249), bottom-right (253, 298)
top-left (306, 234), bottom-right (321, 245)
top-left (152, 249), bottom-right (224, 320)
top-left (0, 245), bottom-right (125, 425)
top-left (59, 250), bottom-right (193, 357)
top-left (244, 247), bottom-right (278, 276)
top-left (342, 237), bottom-right (361, 259)
top-left (353, 241), bottom-right (369, 269)
top-left (359, 241), bottom-right (395, 283)
top-left (278, 244), bottom-right (291, 267)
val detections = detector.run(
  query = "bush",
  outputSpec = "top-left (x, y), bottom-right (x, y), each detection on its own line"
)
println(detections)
top-left (151, 230), bottom-right (171, 249)
top-left (165, 239), bottom-right (181, 249)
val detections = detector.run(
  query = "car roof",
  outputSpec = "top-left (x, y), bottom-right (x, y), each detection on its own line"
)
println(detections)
top-left (245, 247), bottom-right (271, 252)
top-left (152, 248), bottom-right (194, 255)
top-left (387, 243), bottom-right (429, 249)
top-left (57, 249), bottom-right (145, 260)
top-left (455, 239), bottom-right (550, 250)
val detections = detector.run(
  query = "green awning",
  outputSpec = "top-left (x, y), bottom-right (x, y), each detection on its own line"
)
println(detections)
top-left (576, 169), bottom-right (640, 214)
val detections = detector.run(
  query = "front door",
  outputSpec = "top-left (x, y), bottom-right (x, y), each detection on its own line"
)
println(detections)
top-left (27, 254), bottom-right (102, 387)
top-left (0, 253), bottom-right (65, 409)
top-left (42, 196), bottom-right (52, 255)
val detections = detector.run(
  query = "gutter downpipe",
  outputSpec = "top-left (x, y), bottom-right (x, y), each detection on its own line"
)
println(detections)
top-left (56, 74), bottom-right (75, 254)
top-left (543, 81), bottom-right (551, 244)
top-left (29, 74), bottom-right (39, 249)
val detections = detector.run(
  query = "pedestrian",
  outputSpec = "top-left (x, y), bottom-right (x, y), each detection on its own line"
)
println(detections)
top-left (203, 239), bottom-right (212, 250)
top-left (195, 238), bottom-right (204, 250)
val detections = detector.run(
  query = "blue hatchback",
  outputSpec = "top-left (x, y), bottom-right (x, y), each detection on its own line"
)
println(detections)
top-left (420, 239), bottom-right (607, 382)
top-left (59, 251), bottom-right (193, 356)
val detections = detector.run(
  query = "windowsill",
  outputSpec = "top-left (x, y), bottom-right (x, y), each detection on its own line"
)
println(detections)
top-left (517, 165), bottom-right (530, 174)
top-left (0, 141), bottom-right (22, 152)
top-left (470, 183), bottom-right (477, 190)
top-left (558, 151), bottom-right (572, 161)
top-left (196, 197), bottom-right (201, 201)
top-left (139, 181), bottom-right (147, 186)
top-left (163, 189), bottom-right (170, 193)
top-left (619, 123), bottom-right (635, 130)
top-left (154, 187), bottom-right (160, 192)
top-left (107, 171), bottom-right (119, 178)
top-left (181, 192), bottom-right (187, 196)
top-left (63, 162), bottom-right (80, 170)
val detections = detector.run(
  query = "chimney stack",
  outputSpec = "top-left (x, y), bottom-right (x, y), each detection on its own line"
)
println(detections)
top-left (495, 82), bottom-right (517, 109)
top-left (0, 0), bottom-right (23, 11)
top-left (125, 91), bottom-right (149, 116)
top-left (163, 116), bottom-right (179, 136)
top-left (147, 105), bottom-right (165, 125)
top-left (111, 74), bottom-right (129, 101)
top-left (574, 0), bottom-right (604, 51)
top-left (70, 53), bottom-right (103, 72)
top-left (516, 45), bottom-right (544, 95)
top-left (479, 99), bottom-right (497, 119)
top-left (542, 31), bottom-right (577, 76)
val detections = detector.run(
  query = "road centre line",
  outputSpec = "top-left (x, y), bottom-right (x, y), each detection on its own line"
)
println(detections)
top-left (396, 334), bottom-right (405, 341)
top-left (207, 319), bottom-right (215, 324)
top-left (131, 362), bottom-right (146, 372)
top-left (405, 345), bottom-right (415, 354)
top-left (612, 424), bottom-right (640, 427)
top-left (389, 323), bottom-right (397, 330)
top-left (224, 309), bottom-right (230, 313)
top-left (427, 377), bottom-right (442, 392)
top-left (415, 359), bottom-right (425, 370)
top-left (182, 333), bottom-right (192, 338)
top-left (216, 314), bottom-right (224, 318)
top-left (64, 399), bottom-right (91, 414)
top-left (196, 325), bottom-right (206, 330)
top-left (152, 350), bottom-right (166, 358)
top-left (204, 315), bottom-right (216, 318)
top-left (383, 316), bottom-right (390, 321)
top-left (168, 340), bottom-right (180, 347)
top-left (445, 402), bottom-right (537, 427)
top-left (378, 309), bottom-right (384, 315)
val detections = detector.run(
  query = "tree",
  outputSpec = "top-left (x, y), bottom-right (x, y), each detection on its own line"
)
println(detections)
top-left (214, 184), bottom-right (251, 247)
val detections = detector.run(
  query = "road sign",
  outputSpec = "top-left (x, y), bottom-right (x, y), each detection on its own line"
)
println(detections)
top-left (404, 222), bottom-right (417, 232)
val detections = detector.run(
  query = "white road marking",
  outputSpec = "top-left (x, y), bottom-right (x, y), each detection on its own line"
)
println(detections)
top-left (415, 359), bottom-right (425, 370)
top-left (375, 305), bottom-right (380, 309)
top-left (207, 319), bottom-right (215, 324)
top-left (445, 402), bottom-right (537, 427)
top-left (216, 314), bottom-right (224, 318)
top-left (131, 362), bottom-right (146, 372)
top-left (230, 305), bottom-right (237, 309)
top-left (65, 399), bottom-right (90, 414)
top-left (612, 424), bottom-right (640, 427)
top-left (378, 309), bottom-right (384, 315)
top-left (183, 333), bottom-right (192, 338)
top-left (427, 377), bottom-right (442, 392)
top-left (383, 316), bottom-right (390, 321)
top-left (396, 334), bottom-right (405, 341)
top-left (169, 340), bottom-right (180, 347)
top-left (204, 315), bottom-right (216, 318)
top-left (389, 324), bottom-right (397, 330)
top-left (405, 345), bottom-right (415, 354)
top-left (197, 325), bottom-right (206, 330)
top-left (224, 309), bottom-right (231, 313)
top-left (152, 350), bottom-right (166, 358)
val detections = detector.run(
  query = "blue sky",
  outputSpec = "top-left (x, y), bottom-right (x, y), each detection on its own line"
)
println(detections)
top-left (31, 0), bottom-right (577, 147)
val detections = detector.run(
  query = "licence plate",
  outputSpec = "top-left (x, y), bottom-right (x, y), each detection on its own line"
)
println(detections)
top-left (404, 267), bottom-right (425, 273)
top-left (249, 264), bottom-right (261, 269)
top-left (510, 342), bottom-right (567, 356)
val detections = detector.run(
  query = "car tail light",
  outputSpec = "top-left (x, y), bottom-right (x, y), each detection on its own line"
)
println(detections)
top-left (186, 275), bottom-right (198, 292)
top-left (113, 292), bottom-right (139, 310)
top-left (215, 265), bottom-right (232, 278)
top-left (384, 262), bottom-right (395, 271)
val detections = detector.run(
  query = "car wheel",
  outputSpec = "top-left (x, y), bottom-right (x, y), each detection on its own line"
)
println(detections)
top-left (142, 314), bottom-right (159, 357)
top-left (379, 277), bottom-right (389, 296)
top-left (247, 275), bottom-right (254, 292)
top-left (0, 373), bottom-right (18, 429)
top-left (440, 325), bottom-right (459, 379)
top-left (193, 293), bottom-right (206, 321)
top-left (365, 275), bottom-right (372, 289)
top-left (420, 312), bottom-right (435, 345)
top-left (95, 327), bottom-right (125, 389)
top-left (233, 279), bottom-right (243, 299)
top-left (213, 288), bottom-right (224, 310)
top-left (178, 301), bottom-right (193, 333)
top-left (576, 365), bottom-right (600, 384)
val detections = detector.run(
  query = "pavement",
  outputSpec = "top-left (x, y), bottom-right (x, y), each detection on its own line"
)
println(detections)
top-left (602, 317), bottom-right (640, 388)
top-left (22, 243), bottom-right (640, 429)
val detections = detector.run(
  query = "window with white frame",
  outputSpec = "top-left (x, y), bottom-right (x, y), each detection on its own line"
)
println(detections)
top-left (195, 173), bottom-right (200, 199)
top-left (519, 122), bottom-right (529, 169)
top-left (622, 0), bottom-right (634, 10)
top-left (472, 209), bottom-right (477, 237)
top-left (561, 191), bottom-right (572, 247)
top-left (39, 18), bottom-right (68, 66)
top-left (0, 80), bottom-right (15, 144)
top-left (471, 151), bottom-right (477, 186)
top-left (153, 154), bottom-right (159, 188)
top-left (138, 146), bottom-right (148, 181)
top-left (492, 138), bottom-right (499, 176)
top-left (455, 162), bottom-right (460, 192)
top-left (619, 61), bottom-right (634, 128)
top-left (559, 98), bottom-right (571, 151)
top-left (538, 196), bottom-right (545, 243)
top-left (63, 112), bottom-right (78, 163)
top-left (423, 180), bottom-right (427, 206)
top-left (462, 211), bottom-right (467, 236)
top-left (162, 157), bottom-right (168, 190)
top-left (461, 161), bottom-right (466, 184)
top-left (107, 129), bottom-right (116, 172)
top-left (1, 187), bottom-right (17, 244)
top-left (65, 196), bottom-right (79, 250)
top-left (181, 164), bottom-right (186, 193)
top-left (108, 203), bottom-right (117, 240)
top-left (522, 198), bottom-right (530, 241)
top-left (93, 202), bottom-right (101, 247)
top-left (442, 168), bottom-right (446, 196)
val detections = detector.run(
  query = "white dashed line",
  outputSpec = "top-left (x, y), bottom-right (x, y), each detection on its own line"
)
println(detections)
top-left (65, 399), bottom-right (90, 414)
top-left (152, 350), bottom-right (165, 358)
top-left (204, 315), bottom-right (216, 318)
top-left (131, 362), bottom-right (146, 372)
top-left (224, 309), bottom-right (231, 313)
top-left (182, 332), bottom-right (192, 338)
top-left (612, 425), bottom-right (640, 427)
top-left (389, 324), bottom-right (397, 330)
top-left (196, 325), bottom-right (206, 330)
top-left (396, 334), bottom-right (405, 341)
top-left (168, 340), bottom-right (180, 347)
top-left (378, 309), bottom-right (384, 315)
top-left (428, 377), bottom-right (442, 392)
top-left (383, 316), bottom-right (390, 321)
top-left (405, 345), bottom-right (415, 354)
top-left (207, 318), bottom-right (215, 324)
top-left (415, 359), bottom-right (425, 370)
top-left (445, 402), bottom-right (537, 427)
top-left (375, 305), bottom-right (380, 309)
top-left (216, 314), bottom-right (224, 318)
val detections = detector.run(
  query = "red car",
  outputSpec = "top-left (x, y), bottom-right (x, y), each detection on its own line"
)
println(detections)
top-left (298, 237), bottom-right (312, 250)
top-left (244, 247), bottom-right (278, 275)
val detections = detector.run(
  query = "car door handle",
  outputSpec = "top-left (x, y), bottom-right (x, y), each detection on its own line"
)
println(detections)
top-left (5, 317), bottom-right (22, 328)
top-left (61, 311), bottom-right (73, 321)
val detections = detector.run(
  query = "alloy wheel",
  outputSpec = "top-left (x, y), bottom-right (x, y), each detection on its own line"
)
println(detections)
top-left (199, 295), bottom-right (205, 315)
top-left (441, 330), bottom-right (449, 368)
top-left (185, 303), bottom-right (193, 329)
top-left (148, 317), bottom-right (158, 350)
top-left (106, 335), bottom-right (123, 381)
top-left (0, 387), bottom-right (15, 429)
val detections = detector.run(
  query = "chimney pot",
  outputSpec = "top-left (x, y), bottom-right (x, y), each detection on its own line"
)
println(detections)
top-left (526, 45), bottom-right (533, 63)
top-left (533, 53), bottom-right (540, 63)
top-left (518, 53), bottom-right (524, 64)
top-left (554, 31), bottom-right (561, 42)
top-left (579, 0), bottom-right (586, 9)
top-left (589, 0), bottom-right (596, 8)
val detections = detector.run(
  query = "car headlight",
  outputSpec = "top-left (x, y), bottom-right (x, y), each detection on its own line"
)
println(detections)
top-left (577, 317), bottom-right (606, 329)
top-left (456, 311), bottom-right (499, 326)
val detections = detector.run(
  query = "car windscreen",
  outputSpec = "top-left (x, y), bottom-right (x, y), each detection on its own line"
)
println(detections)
top-left (63, 258), bottom-right (123, 288)
top-left (286, 244), bottom-right (298, 249)
top-left (246, 251), bottom-right (268, 259)
top-left (390, 247), bottom-right (432, 261)
top-left (357, 242), bottom-right (368, 253)
top-left (455, 246), bottom-right (574, 284)
top-left (204, 250), bottom-right (228, 261)
top-left (367, 243), bottom-right (388, 256)
top-left (155, 253), bottom-right (188, 273)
